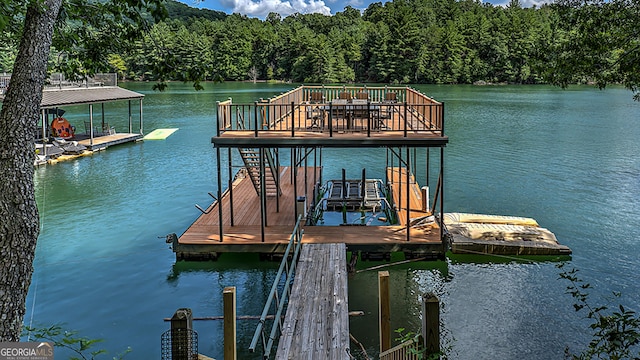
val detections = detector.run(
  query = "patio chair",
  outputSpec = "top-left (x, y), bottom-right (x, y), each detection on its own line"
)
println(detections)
top-left (379, 92), bottom-right (398, 129)
top-left (309, 91), bottom-right (324, 103)
top-left (351, 99), bottom-right (370, 130)
top-left (100, 123), bottom-right (116, 135)
top-left (307, 92), bottom-right (326, 130)
top-left (306, 106), bottom-right (324, 130)
top-left (330, 99), bottom-right (349, 130)
top-left (355, 91), bottom-right (368, 100)
top-left (384, 92), bottom-right (398, 102)
top-left (338, 91), bottom-right (352, 101)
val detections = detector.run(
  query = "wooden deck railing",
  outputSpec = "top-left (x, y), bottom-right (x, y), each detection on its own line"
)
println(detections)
top-left (301, 85), bottom-right (407, 103)
top-left (379, 337), bottom-right (423, 360)
top-left (216, 98), bottom-right (233, 132)
top-left (216, 85), bottom-right (444, 137)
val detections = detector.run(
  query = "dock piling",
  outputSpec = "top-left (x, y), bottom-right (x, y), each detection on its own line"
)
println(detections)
top-left (421, 186), bottom-right (429, 213)
top-left (223, 287), bottom-right (237, 360)
top-left (422, 292), bottom-right (441, 356)
top-left (378, 270), bottom-right (391, 353)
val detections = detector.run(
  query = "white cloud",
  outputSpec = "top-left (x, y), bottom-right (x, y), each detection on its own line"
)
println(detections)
top-left (519, 0), bottom-right (551, 7)
top-left (345, 0), bottom-right (364, 7)
top-left (485, 0), bottom-right (552, 7)
top-left (222, 0), bottom-right (332, 17)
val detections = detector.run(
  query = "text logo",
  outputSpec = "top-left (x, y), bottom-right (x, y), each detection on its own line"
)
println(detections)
top-left (0, 342), bottom-right (53, 360)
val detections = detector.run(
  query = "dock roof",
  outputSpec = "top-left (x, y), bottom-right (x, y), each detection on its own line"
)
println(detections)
top-left (40, 86), bottom-right (144, 108)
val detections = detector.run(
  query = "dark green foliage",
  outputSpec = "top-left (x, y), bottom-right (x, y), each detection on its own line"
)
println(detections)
top-left (544, 0), bottom-right (640, 100)
top-left (50, 0), bottom-right (167, 79)
top-left (116, 0), bottom-right (566, 85)
top-left (164, 0), bottom-right (226, 23)
top-left (0, 0), bottom-right (168, 81)
top-left (23, 324), bottom-right (131, 360)
top-left (558, 264), bottom-right (640, 359)
top-left (3, 0), bottom-right (637, 94)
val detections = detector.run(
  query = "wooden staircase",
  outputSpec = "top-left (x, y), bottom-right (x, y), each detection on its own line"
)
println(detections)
top-left (239, 148), bottom-right (280, 197)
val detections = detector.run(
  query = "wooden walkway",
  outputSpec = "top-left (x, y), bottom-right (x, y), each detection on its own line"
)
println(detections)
top-left (385, 167), bottom-right (442, 248)
top-left (76, 132), bottom-right (143, 151)
top-left (276, 243), bottom-right (349, 360)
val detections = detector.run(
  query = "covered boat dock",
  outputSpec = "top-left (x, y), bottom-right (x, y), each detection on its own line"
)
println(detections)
top-left (2, 73), bottom-right (145, 164)
top-left (39, 80), bottom-right (145, 152)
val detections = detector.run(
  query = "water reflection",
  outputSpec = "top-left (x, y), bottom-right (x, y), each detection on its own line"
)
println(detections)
top-left (27, 83), bottom-right (640, 359)
top-left (349, 257), bottom-right (449, 358)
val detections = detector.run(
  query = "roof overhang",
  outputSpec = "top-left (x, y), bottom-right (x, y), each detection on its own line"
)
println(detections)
top-left (40, 86), bottom-right (144, 108)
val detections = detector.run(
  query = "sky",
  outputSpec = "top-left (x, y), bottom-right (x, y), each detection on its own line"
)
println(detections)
top-left (177, 0), bottom-right (551, 19)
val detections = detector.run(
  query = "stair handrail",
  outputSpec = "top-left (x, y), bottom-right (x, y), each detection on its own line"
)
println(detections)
top-left (264, 148), bottom-right (280, 195)
top-left (249, 215), bottom-right (304, 358)
top-left (236, 105), bottom-right (246, 130)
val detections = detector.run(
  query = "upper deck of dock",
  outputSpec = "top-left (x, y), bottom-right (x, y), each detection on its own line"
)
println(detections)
top-left (213, 85), bottom-right (448, 148)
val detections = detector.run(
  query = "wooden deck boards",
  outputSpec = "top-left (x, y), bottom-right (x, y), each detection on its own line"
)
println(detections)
top-left (276, 243), bottom-right (349, 360)
top-left (386, 166), bottom-right (441, 240)
top-left (181, 166), bottom-right (319, 242)
top-left (217, 130), bottom-right (445, 140)
top-left (176, 165), bottom-right (444, 257)
top-left (76, 132), bottom-right (142, 150)
top-left (178, 166), bottom-right (442, 245)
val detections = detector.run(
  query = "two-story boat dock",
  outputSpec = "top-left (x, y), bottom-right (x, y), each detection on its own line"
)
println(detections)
top-left (169, 85), bottom-right (448, 359)
top-left (170, 85), bottom-right (449, 261)
top-left (168, 85), bottom-right (571, 359)
top-left (172, 86), bottom-right (448, 259)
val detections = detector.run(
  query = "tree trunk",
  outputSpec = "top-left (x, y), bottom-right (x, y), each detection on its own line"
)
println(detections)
top-left (0, 0), bottom-right (62, 341)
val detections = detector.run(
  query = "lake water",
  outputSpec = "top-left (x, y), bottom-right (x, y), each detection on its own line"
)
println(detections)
top-left (26, 82), bottom-right (640, 359)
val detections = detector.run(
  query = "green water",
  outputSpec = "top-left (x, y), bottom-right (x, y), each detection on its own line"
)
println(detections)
top-left (27, 82), bottom-right (640, 359)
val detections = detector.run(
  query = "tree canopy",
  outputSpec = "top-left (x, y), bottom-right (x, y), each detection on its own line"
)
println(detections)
top-left (3, 0), bottom-right (638, 97)
top-left (34, 0), bottom-right (618, 100)
top-left (1, 0), bottom-right (639, 344)
top-left (545, 0), bottom-right (640, 100)
top-left (0, 0), bottom-right (165, 342)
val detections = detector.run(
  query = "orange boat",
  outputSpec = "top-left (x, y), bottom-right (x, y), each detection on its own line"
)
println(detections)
top-left (51, 117), bottom-right (74, 139)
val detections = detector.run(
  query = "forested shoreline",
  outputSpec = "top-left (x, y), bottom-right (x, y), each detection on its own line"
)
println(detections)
top-left (123, 0), bottom-right (562, 85)
top-left (0, 0), bottom-right (635, 90)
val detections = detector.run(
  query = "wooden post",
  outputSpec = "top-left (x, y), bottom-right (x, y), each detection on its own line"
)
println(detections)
top-left (224, 287), bottom-right (237, 360)
top-left (170, 308), bottom-right (193, 360)
top-left (422, 292), bottom-right (440, 356)
top-left (378, 271), bottom-right (391, 353)
top-left (421, 186), bottom-right (429, 213)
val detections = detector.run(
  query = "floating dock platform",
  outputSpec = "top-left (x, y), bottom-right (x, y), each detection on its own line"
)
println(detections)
top-left (28, 74), bottom-right (146, 165)
top-left (444, 213), bottom-right (572, 256)
top-left (172, 165), bottom-right (445, 260)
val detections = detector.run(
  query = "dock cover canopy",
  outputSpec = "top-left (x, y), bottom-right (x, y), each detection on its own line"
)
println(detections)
top-left (40, 86), bottom-right (144, 108)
